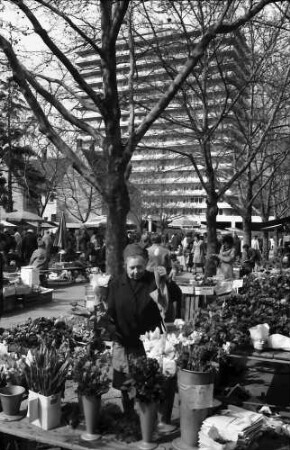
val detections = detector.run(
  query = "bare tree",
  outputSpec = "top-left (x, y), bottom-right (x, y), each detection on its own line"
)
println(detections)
top-left (225, 18), bottom-right (290, 249)
top-left (0, 0), bottom-right (288, 275)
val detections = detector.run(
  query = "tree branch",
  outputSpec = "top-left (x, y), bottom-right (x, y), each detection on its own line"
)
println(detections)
top-left (9, 0), bottom-right (106, 116)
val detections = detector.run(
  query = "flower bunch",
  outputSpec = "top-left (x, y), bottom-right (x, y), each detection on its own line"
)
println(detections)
top-left (24, 344), bottom-right (70, 396)
top-left (0, 352), bottom-right (26, 386)
top-left (172, 319), bottom-right (227, 373)
top-left (122, 356), bottom-right (166, 404)
top-left (71, 346), bottom-right (111, 397)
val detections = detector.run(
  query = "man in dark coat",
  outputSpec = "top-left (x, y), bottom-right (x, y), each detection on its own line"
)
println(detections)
top-left (22, 229), bottom-right (38, 264)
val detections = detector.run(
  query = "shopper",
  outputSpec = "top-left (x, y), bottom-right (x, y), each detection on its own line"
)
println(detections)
top-left (22, 229), bottom-right (38, 264)
top-left (213, 234), bottom-right (236, 280)
top-left (241, 244), bottom-right (259, 276)
top-left (29, 238), bottom-right (49, 286)
top-left (192, 234), bottom-right (206, 273)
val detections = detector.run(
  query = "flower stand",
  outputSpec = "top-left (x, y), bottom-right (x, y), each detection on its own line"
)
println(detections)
top-left (172, 369), bottom-right (214, 450)
top-left (136, 400), bottom-right (158, 450)
top-left (81, 395), bottom-right (101, 441)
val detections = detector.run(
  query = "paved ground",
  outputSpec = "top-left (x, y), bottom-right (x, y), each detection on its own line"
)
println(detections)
top-left (1, 282), bottom-right (88, 328)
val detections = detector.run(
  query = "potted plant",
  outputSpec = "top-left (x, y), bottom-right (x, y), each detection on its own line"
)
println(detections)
top-left (71, 345), bottom-right (111, 441)
top-left (141, 329), bottom-right (178, 434)
top-left (171, 320), bottom-right (226, 450)
top-left (122, 356), bottom-right (166, 450)
top-left (0, 353), bottom-right (27, 416)
top-left (24, 344), bottom-right (70, 430)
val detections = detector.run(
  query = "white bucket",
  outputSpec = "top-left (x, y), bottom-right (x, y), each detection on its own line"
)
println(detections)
top-left (21, 266), bottom-right (40, 287)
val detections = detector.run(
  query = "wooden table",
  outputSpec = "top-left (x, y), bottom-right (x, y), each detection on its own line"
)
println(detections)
top-left (2, 288), bottom-right (53, 313)
top-left (0, 407), bottom-right (173, 450)
top-left (230, 349), bottom-right (290, 365)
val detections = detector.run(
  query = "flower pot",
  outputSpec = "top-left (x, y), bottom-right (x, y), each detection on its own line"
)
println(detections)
top-left (136, 400), bottom-right (158, 450)
top-left (157, 376), bottom-right (177, 434)
top-left (0, 385), bottom-right (26, 416)
top-left (172, 369), bottom-right (214, 450)
top-left (81, 395), bottom-right (101, 441)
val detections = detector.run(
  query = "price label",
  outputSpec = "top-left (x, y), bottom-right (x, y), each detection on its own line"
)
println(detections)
top-left (233, 279), bottom-right (243, 289)
top-left (179, 383), bottom-right (214, 409)
top-left (195, 286), bottom-right (214, 296)
top-left (180, 286), bottom-right (194, 295)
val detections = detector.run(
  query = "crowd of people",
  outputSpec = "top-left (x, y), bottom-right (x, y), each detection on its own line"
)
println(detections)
top-left (0, 226), bottom-right (107, 278)
top-left (126, 229), bottom-right (276, 279)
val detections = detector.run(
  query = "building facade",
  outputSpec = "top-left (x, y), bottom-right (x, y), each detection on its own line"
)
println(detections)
top-left (76, 18), bottom-right (261, 228)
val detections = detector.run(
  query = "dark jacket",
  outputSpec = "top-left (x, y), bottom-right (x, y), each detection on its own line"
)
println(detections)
top-left (107, 270), bottom-right (163, 347)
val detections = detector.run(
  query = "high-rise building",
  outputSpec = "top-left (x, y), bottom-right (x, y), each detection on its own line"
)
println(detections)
top-left (76, 18), bottom-right (261, 228)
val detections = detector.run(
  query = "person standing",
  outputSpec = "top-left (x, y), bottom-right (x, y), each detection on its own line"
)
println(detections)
top-left (29, 238), bottom-right (49, 286)
top-left (233, 232), bottom-right (241, 261)
top-left (106, 244), bottom-right (164, 412)
top-left (213, 234), bottom-right (236, 280)
top-left (146, 233), bottom-right (172, 275)
top-left (170, 232), bottom-right (181, 251)
top-left (251, 235), bottom-right (260, 251)
top-left (241, 244), bottom-right (258, 276)
top-left (192, 234), bottom-right (205, 273)
top-left (22, 229), bottom-right (38, 265)
top-left (42, 230), bottom-right (53, 261)
top-left (13, 228), bottom-right (22, 259)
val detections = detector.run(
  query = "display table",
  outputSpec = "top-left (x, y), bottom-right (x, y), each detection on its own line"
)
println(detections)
top-left (0, 408), bottom-right (172, 450)
top-left (44, 263), bottom-right (90, 287)
top-left (230, 349), bottom-right (290, 365)
top-left (2, 288), bottom-right (53, 313)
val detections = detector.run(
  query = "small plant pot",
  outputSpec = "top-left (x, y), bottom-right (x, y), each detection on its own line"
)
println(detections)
top-left (136, 400), bottom-right (158, 450)
top-left (0, 385), bottom-right (26, 416)
top-left (81, 395), bottom-right (101, 441)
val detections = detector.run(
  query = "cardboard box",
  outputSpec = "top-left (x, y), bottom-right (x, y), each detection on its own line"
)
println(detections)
top-left (27, 391), bottom-right (61, 430)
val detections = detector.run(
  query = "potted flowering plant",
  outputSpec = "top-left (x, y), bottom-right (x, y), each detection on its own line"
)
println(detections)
top-left (71, 346), bottom-right (111, 397)
top-left (71, 345), bottom-right (111, 441)
top-left (171, 319), bottom-right (227, 450)
top-left (0, 353), bottom-right (27, 416)
top-left (24, 344), bottom-right (70, 430)
top-left (122, 356), bottom-right (166, 450)
top-left (0, 352), bottom-right (26, 387)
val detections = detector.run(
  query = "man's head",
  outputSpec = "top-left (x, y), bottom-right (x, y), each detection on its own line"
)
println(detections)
top-left (222, 234), bottom-right (234, 249)
top-left (37, 238), bottom-right (45, 248)
top-left (123, 244), bottom-right (148, 280)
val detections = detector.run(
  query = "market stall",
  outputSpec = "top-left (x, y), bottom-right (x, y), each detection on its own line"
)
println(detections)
top-left (0, 270), bottom-right (289, 450)
top-left (3, 268), bottom-right (53, 313)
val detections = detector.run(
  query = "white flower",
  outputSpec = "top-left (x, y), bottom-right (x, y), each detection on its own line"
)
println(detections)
top-left (222, 342), bottom-right (231, 354)
top-left (162, 358), bottom-right (177, 376)
top-left (174, 319), bottom-right (185, 328)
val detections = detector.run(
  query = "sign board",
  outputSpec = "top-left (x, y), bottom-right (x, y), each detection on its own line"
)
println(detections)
top-left (195, 286), bottom-right (215, 296)
top-left (215, 281), bottom-right (233, 296)
top-left (233, 279), bottom-right (244, 290)
top-left (180, 285), bottom-right (194, 295)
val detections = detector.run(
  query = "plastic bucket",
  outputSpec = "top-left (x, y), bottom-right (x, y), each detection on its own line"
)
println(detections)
top-left (0, 385), bottom-right (26, 415)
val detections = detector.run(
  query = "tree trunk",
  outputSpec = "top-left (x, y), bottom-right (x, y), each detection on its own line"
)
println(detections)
top-left (105, 174), bottom-right (130, 277)
top-left (204, 194), bottom-right (218, 278)
top-left (242, 214), bottom-right (252, 246)
top-left (262, 231), bottom-right (269, 261)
